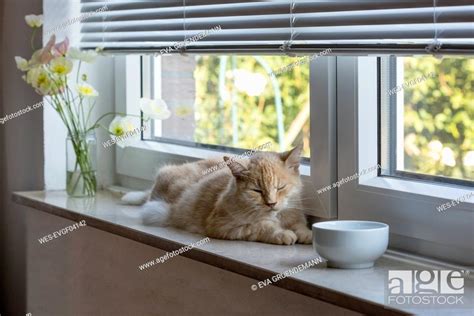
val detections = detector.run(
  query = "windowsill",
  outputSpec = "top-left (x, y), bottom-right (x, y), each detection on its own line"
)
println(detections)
top-left (12, 190), bottom-right (474, 315)
top-left (359, 175), bottom-right (474, 207)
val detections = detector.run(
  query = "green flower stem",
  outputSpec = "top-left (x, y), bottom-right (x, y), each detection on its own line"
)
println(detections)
top-left (69, 134), bottom-right (96, 196)
top-left (63, 78), bottom-right (81, 135)
top-left (69, 160), bottom-right (81, 194)
top-left (31, 29), bottom-right (37, 50)
top-left (46, 74), bottom-right (97, 196)
top-left (76, 61), bottom-right (82, 84)
top-left (85, 100), bottom-right (96, 128)
top-left (86, 112), bottom-right (145, 134)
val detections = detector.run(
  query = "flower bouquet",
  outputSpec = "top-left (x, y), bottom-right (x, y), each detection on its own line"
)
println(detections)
top-left (15, 14), bottom-right (171, 197)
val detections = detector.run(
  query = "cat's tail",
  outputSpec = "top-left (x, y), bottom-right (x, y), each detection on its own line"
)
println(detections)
top-left (122, 191), bottom-right (170, 225)
top-left (142, 200), bottom-right (170, 226)
top-left (121, 191), bottom-right (150, 206)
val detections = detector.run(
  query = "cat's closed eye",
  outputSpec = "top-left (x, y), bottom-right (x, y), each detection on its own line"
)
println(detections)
top-left (251, 188), bottom-right (263, 193)
top-left (277, 184), bottom-right (287, 191)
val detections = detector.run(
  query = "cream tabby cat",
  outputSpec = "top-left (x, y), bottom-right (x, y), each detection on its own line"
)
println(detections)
top-left (123, 144), bottom-right (312, 245)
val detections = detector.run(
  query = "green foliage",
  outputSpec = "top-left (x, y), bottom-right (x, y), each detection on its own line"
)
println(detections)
top-left (403, 57), bottom-right (474, 180)
top-left (192, 55), bottom-right (473, 181)
top-left (194, 55), bottom-right (310, 156)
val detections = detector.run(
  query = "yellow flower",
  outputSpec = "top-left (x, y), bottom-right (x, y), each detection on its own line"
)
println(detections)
top-left (50, 57), bottom-right (73, 75)
top-left (25, 68), bottom-right (61, 96)
top-left (25, 14), bottom-right (43, 28)
top-left (77, 83), bottom-right (99, 97)
top-left (26, 67), bottom-right (48, 86)
top-left (14, 56), bottom-right (29, 71)
top-left (175, 105), bottom-right (193, 117)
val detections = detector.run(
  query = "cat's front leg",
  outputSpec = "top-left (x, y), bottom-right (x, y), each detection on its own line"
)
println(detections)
top-left (278, 209), bottom-right (312, 244)
top-left (291, 224), bottom-right (312, 244)
top-left (249, 220), bottom-right (297, 245)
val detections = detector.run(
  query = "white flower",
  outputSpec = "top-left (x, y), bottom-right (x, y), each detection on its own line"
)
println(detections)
top-left (95, 46), bottom-right (105, 54)
top-left (233, 69), bottom-right (267, 97)
top-left (441, 147), bottom-right (456, 167)
top-left (50, 57), bottom-right (73, 75)
top-left (108, 116), bottom-right (141, 148)
top-left (428, 140), bottom-right (443, 153)
top-left (109, 116), bottom-right (134, 136)
top-left (25, 14), bottom-right (43, 28)
top-left (14, 56), bottom-right (29, 71)
top-left (463, 151), bottom-right (474, 168)
top-left (427, 140), bottom-right (443, 161)
top-left (68, 47), bottom-right (98, 63)
top-left (140, 98), bottom-right (171, 120)
top-left (404, 133), bottom-right (420, 156)
top-left (77, 83), bottom-right (99, 97)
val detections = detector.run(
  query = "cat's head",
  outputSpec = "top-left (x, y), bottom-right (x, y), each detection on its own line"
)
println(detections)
top-left (224, 144), bottom-right (303, 212)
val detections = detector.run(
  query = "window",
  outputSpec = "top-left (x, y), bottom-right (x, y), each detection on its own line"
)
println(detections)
top-left (337, 57), bottom-right (473, 265)
top-left (380, 56), bottom-right (474, 186)
top-left (145, 54), bottom-right (310, 158)
top-left (116, 55), bottom-right (335, 218)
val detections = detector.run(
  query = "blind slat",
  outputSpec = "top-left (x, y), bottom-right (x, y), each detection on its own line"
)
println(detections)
top-left (81, 7), bottom-right (474, 32)
top-left (78, 0), bottom-right (474, 55)
top-left (81, 23), bottom-right (474, 41)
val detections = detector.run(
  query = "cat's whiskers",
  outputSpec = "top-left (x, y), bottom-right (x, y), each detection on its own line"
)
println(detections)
top-left (287, 197), bottom-right (320, 202)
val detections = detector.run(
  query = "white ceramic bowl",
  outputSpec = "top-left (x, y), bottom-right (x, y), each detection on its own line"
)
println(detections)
top-left (312, 220), bottom-right (389, 269)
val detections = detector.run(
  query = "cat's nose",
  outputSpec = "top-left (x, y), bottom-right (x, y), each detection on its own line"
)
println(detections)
top-left (266, 202), bottom-right (277, 208)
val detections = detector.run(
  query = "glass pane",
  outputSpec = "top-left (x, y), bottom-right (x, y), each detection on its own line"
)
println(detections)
top-left (388, 56), bottom-right (474, 182)
top-left (150, 55), bottom-right (310, 158)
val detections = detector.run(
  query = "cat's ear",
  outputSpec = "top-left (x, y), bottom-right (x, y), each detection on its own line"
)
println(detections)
top-left (280, 144), bottom-right (303, 171)
top-left (223, 156), bottom-right (249, 179)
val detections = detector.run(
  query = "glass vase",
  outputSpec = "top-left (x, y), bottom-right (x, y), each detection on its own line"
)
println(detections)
top-left (66, 131), bottom-right (97, 197)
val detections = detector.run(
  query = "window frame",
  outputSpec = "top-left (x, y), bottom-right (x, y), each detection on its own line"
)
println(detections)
top-left (114, 55), bottom-right (338, 218)
top-left (380, 56), bottom-right (474, 187)
top-left (337, 56), bottom-right (473, 265)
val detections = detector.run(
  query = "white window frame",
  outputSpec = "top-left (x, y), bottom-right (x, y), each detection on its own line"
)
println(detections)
top-left (337, 56), bottom-right (473, 265)
top-left (114, 55), bottom-right (338, 218)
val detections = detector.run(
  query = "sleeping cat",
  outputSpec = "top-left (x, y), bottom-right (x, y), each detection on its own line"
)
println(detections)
top-left (122, 144), bottom-right (312, 245)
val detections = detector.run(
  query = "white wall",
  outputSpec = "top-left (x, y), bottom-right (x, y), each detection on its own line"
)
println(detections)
top-left (43, 0), bottom-right (116, 190)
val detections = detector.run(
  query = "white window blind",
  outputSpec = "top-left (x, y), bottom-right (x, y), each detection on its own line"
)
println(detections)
top-left (79, 0), bottom-right (474, 55)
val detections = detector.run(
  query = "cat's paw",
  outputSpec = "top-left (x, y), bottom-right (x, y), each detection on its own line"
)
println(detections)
top-left (295, 228), bottom-right (312, 244)
top-left (274, 230), bottom-right (297, 245)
